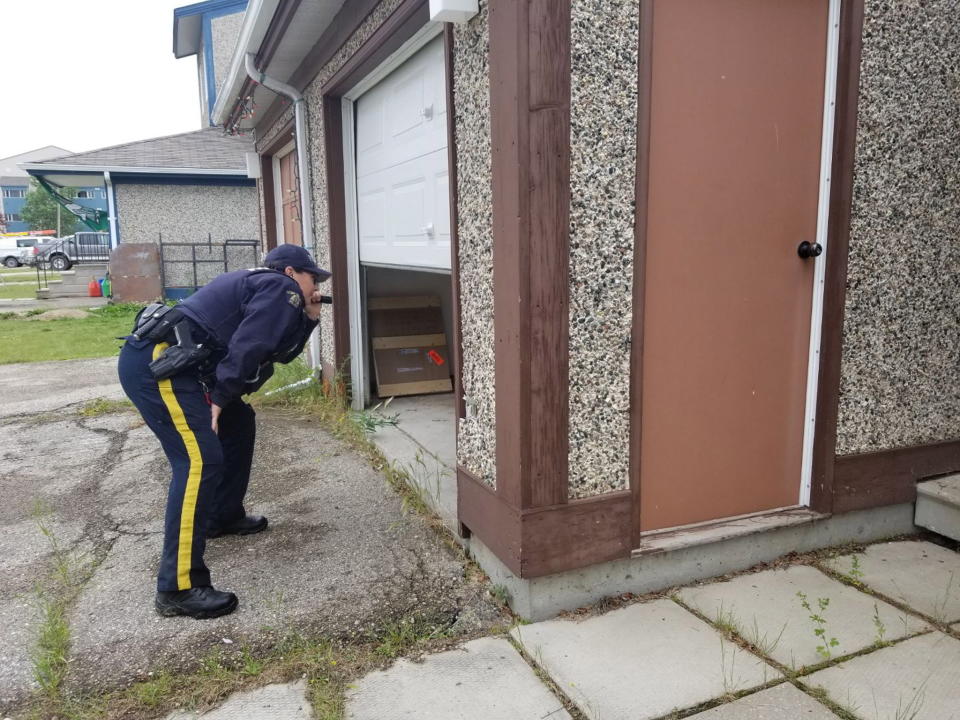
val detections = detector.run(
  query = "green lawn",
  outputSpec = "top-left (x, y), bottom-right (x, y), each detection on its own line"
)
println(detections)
top-left (0, 304), bottom-right (141, 364)
top-left (0, 283), bottom-right (39, 299)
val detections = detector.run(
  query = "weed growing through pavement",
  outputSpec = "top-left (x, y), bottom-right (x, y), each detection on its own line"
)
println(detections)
top-left (489, 584), bottom-right (511, 607)
top-left (872, 602), bottom-right (888, 646)
top-left (932, 571), bottom-right (956, 624)
top-left (28, 500), bottom-right (93, 704)
top-left (796, 591), bottom-right (839, 660)
top-left (718, 637), bottom-right (739, 696)
top-left (845, 554), bottom-right (865, 586)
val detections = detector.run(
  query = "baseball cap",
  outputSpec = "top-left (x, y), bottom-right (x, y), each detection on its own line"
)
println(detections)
top-left (263, 244), bottom-right (331, 282)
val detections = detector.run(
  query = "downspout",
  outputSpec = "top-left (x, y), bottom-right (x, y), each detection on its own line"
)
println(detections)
top-left (243, 52), bottom-right (322, 371)
top-left (104, 171), bottom-right (119, 249)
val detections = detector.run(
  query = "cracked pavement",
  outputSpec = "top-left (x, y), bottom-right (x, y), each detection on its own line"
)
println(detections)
top-left (0, 357), bottom-right (487, 711)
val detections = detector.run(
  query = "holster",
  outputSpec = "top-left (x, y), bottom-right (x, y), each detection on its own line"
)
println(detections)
top-left (148, 319), bottom-right (210, 380)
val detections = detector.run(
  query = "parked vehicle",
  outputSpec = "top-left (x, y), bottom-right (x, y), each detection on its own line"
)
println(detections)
top-left (1, 236), bottom-right (49, 268)
top-left (36, 232), bottom-right (111, 271)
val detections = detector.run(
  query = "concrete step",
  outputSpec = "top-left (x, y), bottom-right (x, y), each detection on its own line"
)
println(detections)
top-left (915, 474), bottom-right (960, 542)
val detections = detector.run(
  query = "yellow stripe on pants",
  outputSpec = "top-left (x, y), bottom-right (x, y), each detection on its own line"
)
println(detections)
top-left (153, 342), bottom-right (204, 590)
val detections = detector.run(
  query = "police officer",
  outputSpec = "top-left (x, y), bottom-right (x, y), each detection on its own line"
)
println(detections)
top-left (118, 244), bottom-right (330, 619)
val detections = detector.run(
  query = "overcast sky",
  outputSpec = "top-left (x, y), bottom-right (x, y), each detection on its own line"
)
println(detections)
top-left (0, 0), bottom-right (203, 160)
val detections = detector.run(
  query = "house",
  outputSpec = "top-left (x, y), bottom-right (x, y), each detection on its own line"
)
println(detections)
top-left (22, 129), bottom-right (259, 300)
top-left (0, 146), bottom-right (107, 234)
top-left (173, 0), bottom-right (251, 128)
top-left (212, 0), bottom-right (960, 619)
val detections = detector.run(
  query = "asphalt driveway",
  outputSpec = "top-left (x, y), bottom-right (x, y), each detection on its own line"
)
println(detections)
top-left (0, 357), bottom-right (491, 710)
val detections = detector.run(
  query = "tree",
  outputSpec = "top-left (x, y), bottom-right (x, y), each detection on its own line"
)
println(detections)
top-left (20, 179), bottom-right (79, 237)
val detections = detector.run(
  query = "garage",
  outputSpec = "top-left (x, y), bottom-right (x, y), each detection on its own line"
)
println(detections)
top-left (343, 32), bottom-right (456, 473)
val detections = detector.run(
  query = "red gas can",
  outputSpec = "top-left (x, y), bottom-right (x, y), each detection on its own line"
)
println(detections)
top-left (88, 278), bottom-right (102, 297)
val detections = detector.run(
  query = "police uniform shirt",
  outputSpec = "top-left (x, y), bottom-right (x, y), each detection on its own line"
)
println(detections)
top-left (177, 269), bottom-right (318, 408)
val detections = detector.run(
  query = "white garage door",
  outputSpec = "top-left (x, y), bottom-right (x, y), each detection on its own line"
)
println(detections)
top-left (355, 36), bottom-right (450, 271)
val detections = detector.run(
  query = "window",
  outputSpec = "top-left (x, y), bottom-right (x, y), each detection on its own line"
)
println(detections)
top-left (2, 213), bottom-right (22, 222)
top-left (2, 188), bottom-right (26, 198)
top-left (76, 190), bottom-right (92, 199)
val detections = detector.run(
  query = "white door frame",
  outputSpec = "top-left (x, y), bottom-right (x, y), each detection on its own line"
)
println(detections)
top-left (272, 140), bottom-right (295, 246)
top-left (341, 21), bottom-right (445, 410)
top-left (799, 0), bottom-right (842, 506)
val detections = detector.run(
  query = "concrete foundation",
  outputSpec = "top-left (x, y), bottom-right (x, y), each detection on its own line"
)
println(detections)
top-left (469, 503), bottom-right (918, 621)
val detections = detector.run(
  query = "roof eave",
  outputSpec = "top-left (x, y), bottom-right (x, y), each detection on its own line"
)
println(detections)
top-left (23, 164), bottom-right (245, 176)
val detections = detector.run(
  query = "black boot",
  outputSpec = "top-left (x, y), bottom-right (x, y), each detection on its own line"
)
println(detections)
top-left (155, 586), bottom-right (238, 619)
top-left (207, 515), bottom-right (268, 538)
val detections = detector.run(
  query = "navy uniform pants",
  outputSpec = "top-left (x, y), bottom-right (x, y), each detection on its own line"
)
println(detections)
top-left (118, 338), bottom-right (256, 592)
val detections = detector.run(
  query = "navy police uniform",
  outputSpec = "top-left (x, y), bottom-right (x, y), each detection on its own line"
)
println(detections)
top-left (117, 245), bottom-right (328, 614)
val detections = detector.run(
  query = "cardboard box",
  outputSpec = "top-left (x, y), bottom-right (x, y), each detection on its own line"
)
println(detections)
top-left (368, 296), bottom-right (453, 397)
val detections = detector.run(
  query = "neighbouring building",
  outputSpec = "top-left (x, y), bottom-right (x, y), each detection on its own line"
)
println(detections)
top-left (23, 129), bottom-right (259, 299)
top-left (211, 0), bottom-right (960, 619)
top-left (1, 146), bottom-right (107, 234)
top-left (173, 0), bottom-right (250, 127)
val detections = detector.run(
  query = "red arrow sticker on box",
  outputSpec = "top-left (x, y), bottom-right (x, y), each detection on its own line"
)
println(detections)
top-left (427, 349), bottom-right (445, 366)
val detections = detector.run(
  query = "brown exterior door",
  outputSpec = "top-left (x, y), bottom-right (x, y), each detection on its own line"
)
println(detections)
top-left (638, 0), bottom-right (829, 532)
top-left (279, 150), bottom-right (302, 246)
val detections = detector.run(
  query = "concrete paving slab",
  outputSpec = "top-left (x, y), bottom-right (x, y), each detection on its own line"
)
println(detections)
top-left (804, 631), bottom-right (960, 720)
top-left (166, 680), bottom-right (312, 719)
top-left (511, 599), bottom-right (778, 720)
top-left (823, 541), bottom-right (960, 624)
top-left (369, 395), bottom-right (457, 533)
top-left (686, 682), bottom-right (839, 719)
top-left (678, 565), bottom-right (928, 671)
top-left (345, 637), bottom-right (571, 720)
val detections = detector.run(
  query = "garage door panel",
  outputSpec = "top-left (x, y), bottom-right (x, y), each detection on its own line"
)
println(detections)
top-left (358, 188), bottom-right (387, 253)
top-left (355, 36), bottom-right (449, 271)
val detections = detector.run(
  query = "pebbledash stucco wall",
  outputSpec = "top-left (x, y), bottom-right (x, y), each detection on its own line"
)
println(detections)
top-left (567, 0), bottom-right (640, 498)
top-left (212, 12), bottom-right (246, 95)
top-left (451, 1), bottom-right (496, 486)
top-left (115, 183), bottom-right (259, 286)
top-left (835, 0), bottom-right (960, 456)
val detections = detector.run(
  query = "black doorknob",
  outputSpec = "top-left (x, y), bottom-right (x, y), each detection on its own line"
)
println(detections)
top-left (798, 241), bottom-right (823, 259)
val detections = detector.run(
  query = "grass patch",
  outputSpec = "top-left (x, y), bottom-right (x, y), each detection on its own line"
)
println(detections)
top-left (0, 283), bottom-right (39, 299)
top-left (19, 621), bottom-right (454, 720)
top-left (78, 397), bottom-right (133, 417)
top-left (0, 302), bottom-right (141, 364)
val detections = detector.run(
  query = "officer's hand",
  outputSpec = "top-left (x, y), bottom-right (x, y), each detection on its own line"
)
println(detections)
top-left (211, 403), bottom-right (222, 434)
top-left (305, 291), bottom-right (323, 321)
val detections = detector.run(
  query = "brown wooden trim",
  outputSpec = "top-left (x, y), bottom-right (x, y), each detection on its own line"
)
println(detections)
top-left (833, 439), bottom-right (960, 513)
top-left (289, 0), bottom-right (384, 91)
top-left (629, 0), bottom-right (654, 550)
top-left (322, 0), bottom-right (430, 97)
top-left (811, 0), bottom-right (866, 514)
top-left (322, 95), bottom-right (351, 372)
top-left (262, 119), bottom-right (297, 156)
top-left (259, 155), bottom-right (278, 251)
top-left (521, 491), bottom-right (632, 577)
top-left (489, 0), bottom-right (571, 510)
top-left (258, 119), bottom-right (296, 253)
top-left (444, 25), bottom-right (466, 424)
top-left (256, 0), bottom-right (303, 68)
top-left (489, 0), bottom-right (528, 510)
top-left (526, 0), bottom-right (570, 508)
top-left (458, 467), bottom-right (522, 575)
top-left (458, 469), bottom-right (632, 578)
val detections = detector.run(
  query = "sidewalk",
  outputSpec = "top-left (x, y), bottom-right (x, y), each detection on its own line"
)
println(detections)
top-left (178, 538), bottom-right (960, 720)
